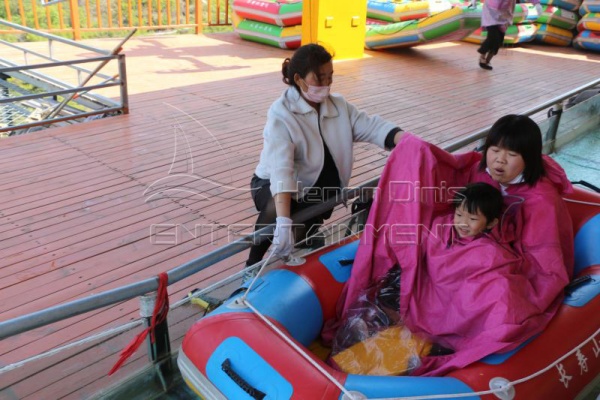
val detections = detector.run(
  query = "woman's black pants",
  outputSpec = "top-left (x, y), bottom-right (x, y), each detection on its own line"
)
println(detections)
top-left (246, 175), bottom-right (336, 266)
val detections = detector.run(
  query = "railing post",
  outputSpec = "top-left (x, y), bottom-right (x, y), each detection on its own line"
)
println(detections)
top-left (118, 53), bottom-right (129, 114)
top-left (544, 101), bottom-right (563, 155)
top-left (195, 0), bottom-right (202, 34)
top-left (0, 72), bottom-right (12, 127)
top-left (140, 293), bottom-right (174, 391)
top-left (69, 0), bottom-right (81, 40)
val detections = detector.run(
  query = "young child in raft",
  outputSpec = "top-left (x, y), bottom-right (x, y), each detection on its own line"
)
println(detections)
top-left (330, 182), bottom-right (511, 376)
top-left (444, 181), bottom-right (504, 243)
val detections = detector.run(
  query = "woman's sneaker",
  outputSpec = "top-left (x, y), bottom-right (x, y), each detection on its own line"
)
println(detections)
top-left (242, 268), bottom-right (258, 284)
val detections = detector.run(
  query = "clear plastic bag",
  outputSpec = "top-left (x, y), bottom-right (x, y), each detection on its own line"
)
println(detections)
top-left (330, 266), bottom-right (432, 376)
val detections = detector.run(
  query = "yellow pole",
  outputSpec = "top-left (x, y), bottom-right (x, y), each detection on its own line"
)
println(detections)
top-left (68, 0), bottom-right (81, 40)
top-left (301, 0), bottom-right (367, 60)
top-left (195, 0), bottom-right (202, 34)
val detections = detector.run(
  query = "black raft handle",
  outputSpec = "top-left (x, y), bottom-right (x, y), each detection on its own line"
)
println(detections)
top-left (221, 358), bottom-right (266, 400)
top-left (571, 180), bottom-right (600, 193)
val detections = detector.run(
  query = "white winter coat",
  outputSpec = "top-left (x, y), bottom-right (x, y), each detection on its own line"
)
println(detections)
top-left (254, 87), bottom-right (397, 199)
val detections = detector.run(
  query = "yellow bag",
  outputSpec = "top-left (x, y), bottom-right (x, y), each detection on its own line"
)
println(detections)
top-left (331, 325), bottom-right (432, 376)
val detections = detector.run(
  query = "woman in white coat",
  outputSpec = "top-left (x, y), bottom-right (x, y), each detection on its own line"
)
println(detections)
top-left (246, 43), bottom-right (404, 275)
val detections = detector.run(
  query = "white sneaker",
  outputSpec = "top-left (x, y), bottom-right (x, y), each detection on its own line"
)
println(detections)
top-left (242, 268), bottom-right (258, 285)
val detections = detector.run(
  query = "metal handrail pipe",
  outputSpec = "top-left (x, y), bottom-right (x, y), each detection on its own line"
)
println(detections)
top-left (74, 24), bottom-right (200, 32)
top-left (1, 77), bottom-right (599, 340)
top-left (0, 40), bottom-right (116, 81)
top-left (0, 82), bottom-right (120, 105)
top-left (1, 61), bottom-right (120, 108)
top-left (0, 20), bottom-right (112, 55)
top-left (42, 30), bottom-right (136, 123)
top-left (0, 56), bottom-right (117, 73)
top-left (444, 77), bottom-right (600, 153)
top-left (0, 278), bottom-right (159, 341)
top-left (0, 106), bottom-right (125, 134)
top-left (0, 223), bottom-right (273, 339)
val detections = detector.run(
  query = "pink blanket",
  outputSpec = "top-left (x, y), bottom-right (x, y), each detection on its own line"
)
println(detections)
top-left (326, 133), bottom-right (574, 376)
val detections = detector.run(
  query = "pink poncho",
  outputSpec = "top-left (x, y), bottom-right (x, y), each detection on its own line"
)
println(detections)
top-left (326, 133), bottom-right (574, 376)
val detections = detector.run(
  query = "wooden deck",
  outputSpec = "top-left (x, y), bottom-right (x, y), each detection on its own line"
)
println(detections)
top-left (1, 32), bottom-right (599, 398)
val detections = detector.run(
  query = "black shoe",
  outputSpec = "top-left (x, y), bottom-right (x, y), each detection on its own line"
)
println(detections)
top-left (479, 62), bottom-right (493, 70)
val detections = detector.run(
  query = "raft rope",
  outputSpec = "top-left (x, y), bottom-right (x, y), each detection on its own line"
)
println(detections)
top-left (242, 298), bottom-right (358, 400)
top-left (366, 324), bottom-right (600, 400)
top-left (236, 302), bottom-right (600, 400)
top-left (240, 251), bottom-right (276, 302)
top-left (240, 227), bottom-right (325, 302)
top-left (0, 319), bottom-right (144, 374)
top-left (238, 242), bottom-right (359, 399)
top-left (564, 198), bottom-right (600, 207)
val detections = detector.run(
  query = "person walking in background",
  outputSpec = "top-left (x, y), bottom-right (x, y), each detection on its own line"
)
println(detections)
top-left (478, 0), bottom-right (543, 70)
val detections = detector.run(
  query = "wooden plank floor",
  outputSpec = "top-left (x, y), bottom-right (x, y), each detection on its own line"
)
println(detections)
top-left (1, 32), bottom-right (599, 398)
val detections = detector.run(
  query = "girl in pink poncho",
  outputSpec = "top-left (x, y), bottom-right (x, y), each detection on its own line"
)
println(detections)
top-left (325, 114), bottom-right (574, 376)
top-left (469, 114), bottom-right (574, 309)
top-left (478, 0), bottom-right (543, 69)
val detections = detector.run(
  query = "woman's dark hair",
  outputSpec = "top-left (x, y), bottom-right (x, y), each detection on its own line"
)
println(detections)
top-left (453, 182), bottom-right (504, 223)
top-left (478, 114), bottom-right (545, 185)
top-left (282, 43), bottom-right (333, 90)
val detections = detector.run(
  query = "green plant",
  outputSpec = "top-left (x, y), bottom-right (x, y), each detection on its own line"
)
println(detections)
top-left (0, 0), bottom-right (234, 42)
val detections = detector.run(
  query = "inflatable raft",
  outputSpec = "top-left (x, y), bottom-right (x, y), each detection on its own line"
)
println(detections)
top-left (232, 0), bottom-right (302, 26)
top-left (511, 3), bottom-right (543, 23)
top-left (580, 0), bottom-right (600, 15)
top-left (364, 3), bottom-right (542, 50)
top-left (463, 24), bottom-right (537, 45)
top-left (535, 23), bottom-right (574, 45)
top-left (538, 5), bottom-right (580, 29)
top-left (574, 30), bottom-right (600, 51)
top-left (178, 187), bottom-right (600, 399)
top-left (365, 6), bottom-right (475, 49)
top-left (578, 12), bottom-right (600, 31)
top-left (367, 0), bottom-right (431, 22)
top-left (540, 0), bottom-right (583, 12)
top-left (233, 14), bottom-right (302, 49)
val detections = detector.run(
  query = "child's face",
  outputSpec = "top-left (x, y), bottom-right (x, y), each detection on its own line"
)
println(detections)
top-left (453, 204), bottom-right (497, 238)
top-left (486, 145), bottom-right (525, 185)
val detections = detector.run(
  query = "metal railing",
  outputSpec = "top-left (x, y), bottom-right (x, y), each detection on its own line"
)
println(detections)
top-left (0, 19), bottom-right (131, 135)
top-left (0, 0), bottom-right (232, 39)
top-left (1, 76), bottom-right (599, 341)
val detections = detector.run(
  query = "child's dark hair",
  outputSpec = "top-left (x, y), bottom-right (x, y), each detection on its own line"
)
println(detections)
top-left (478, 114), bottom-right (545, 185)
top-left (453, 182), bottom-right (504, 223)
top-left (281, 43), bottom-right (333, 91)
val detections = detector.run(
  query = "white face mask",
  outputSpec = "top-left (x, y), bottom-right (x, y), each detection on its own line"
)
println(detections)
top-left (300, 80), bottom-right (330, 103)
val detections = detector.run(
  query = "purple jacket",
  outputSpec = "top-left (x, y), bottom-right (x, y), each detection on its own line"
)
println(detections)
top-left (481, 0), bottom-right (540, 30)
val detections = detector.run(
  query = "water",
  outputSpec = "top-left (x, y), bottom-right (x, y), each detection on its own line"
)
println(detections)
top-left (551, 127), bottom-right (600, 190)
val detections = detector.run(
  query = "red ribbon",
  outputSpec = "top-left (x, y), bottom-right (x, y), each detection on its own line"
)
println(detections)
top-left (108, 272), bottom-right (170, 376)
